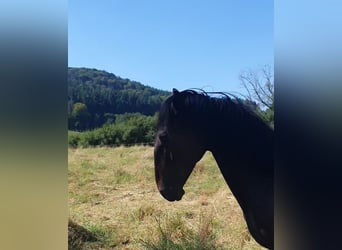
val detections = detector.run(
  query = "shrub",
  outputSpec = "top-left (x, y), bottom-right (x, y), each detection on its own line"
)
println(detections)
top-left (68, 113), bottom-right (157, 147)
top-left (68, 131), bottom-right (81, 148)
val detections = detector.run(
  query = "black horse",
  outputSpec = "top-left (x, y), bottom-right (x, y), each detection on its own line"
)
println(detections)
top-left (154, 89), bottom-right (273, 249)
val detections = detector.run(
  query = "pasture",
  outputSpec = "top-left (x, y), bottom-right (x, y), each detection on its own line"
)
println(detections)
top-left (68, 146), bottom-right (265, 249)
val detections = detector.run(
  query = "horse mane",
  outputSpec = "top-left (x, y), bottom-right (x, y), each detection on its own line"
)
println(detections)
top-left (157, 88), bottom-right (273, 144)
top-left (168, 89), bottom-right (267, 126)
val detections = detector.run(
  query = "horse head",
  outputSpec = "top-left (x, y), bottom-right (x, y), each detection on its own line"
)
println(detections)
top-left (154, 89), bottom-right (206, 201)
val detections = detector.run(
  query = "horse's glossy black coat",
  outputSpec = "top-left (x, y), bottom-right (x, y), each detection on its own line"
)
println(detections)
top-left (154, 89), bottom-right (273, 249)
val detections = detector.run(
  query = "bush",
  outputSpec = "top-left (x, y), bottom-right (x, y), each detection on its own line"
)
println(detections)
top-left (68, 113), bottom-right (157, 147)
top-left (68, 131), bottom-right (81, 148)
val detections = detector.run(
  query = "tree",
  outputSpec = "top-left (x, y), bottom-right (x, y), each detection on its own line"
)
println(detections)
top-left (239, 65), bottom-right (274, 126)
top-left (70, 102), bottom-right (91, 131)
top-left (239, 65), bottom-right (274, 111)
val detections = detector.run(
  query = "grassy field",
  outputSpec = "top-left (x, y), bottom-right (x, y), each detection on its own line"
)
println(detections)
top-left (68, 146), bottom-right (265, 250)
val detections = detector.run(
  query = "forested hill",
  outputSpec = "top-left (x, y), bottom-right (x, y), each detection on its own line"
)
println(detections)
top-left (68, 67), bottom-right (170, 130)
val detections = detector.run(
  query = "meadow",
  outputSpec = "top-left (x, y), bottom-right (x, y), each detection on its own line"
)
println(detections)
top-left (68, 146), bottom-right (265, 250)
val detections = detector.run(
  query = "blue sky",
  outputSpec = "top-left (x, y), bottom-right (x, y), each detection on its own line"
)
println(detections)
top-left (68, 1), bottom-right (273, 94)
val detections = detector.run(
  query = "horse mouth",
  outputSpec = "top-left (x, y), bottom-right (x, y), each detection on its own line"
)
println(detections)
top-left (159, 187), bottom-right (185, 202)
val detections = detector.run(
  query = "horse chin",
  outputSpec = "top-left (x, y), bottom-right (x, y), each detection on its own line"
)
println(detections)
top-left (160, 188), bottom-right (185, 202)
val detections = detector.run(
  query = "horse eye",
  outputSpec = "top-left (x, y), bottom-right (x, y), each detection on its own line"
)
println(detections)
top-left (159, 132), bottom-right (168, 143)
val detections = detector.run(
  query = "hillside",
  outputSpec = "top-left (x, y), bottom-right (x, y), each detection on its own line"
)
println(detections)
top-left (68, 67), bottom-right (170, 130)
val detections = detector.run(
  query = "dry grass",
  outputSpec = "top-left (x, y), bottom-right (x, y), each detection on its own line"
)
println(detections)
top-left (68, 146), bottom-right (266, 249)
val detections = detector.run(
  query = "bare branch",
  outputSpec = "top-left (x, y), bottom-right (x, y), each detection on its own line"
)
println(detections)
top-left (239, 65), bottom-right (274, 110)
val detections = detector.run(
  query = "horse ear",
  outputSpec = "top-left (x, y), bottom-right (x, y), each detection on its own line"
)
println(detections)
top-left (172, 88), bottom-right (179, 95)
top-left (171, 88), bottom-right (180, 115)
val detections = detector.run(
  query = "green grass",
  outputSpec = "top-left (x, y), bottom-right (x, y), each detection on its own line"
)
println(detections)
top-left (68, 146), bottom-right (266, 249)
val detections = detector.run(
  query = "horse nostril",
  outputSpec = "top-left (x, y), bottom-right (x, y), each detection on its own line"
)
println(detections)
top-left (158, 185), bottom-right (165, 192)
top-left (158, 186), bottom-right (164, 193)
top-left (158, 186), bottom-right (172, 194)
top-left (159, 189), bottom-right (166, 197)
top-left (158, 186), bottom-right (172, 196)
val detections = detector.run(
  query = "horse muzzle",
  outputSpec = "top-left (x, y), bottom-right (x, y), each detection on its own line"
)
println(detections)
top-left (159, 186), bottom-right (185, 201)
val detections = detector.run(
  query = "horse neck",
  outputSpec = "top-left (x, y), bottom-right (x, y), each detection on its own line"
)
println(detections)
top-left (205, 112), bottom-right (274, 210)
